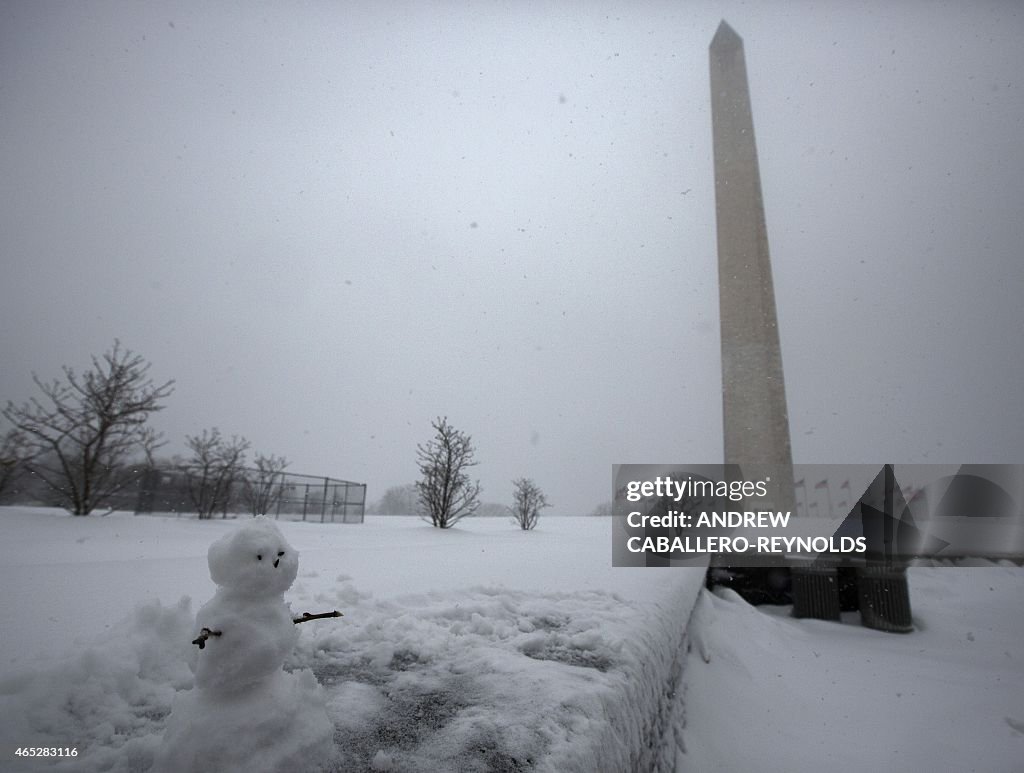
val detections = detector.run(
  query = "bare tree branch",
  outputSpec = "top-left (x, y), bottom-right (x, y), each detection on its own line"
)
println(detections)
top-left (184, 428), bottom-right (250, 519)
top-left (241, 453), bottom-right (289, 516)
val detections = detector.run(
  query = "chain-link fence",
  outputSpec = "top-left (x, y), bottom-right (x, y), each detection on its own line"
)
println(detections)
top-left (0, 461), bottom-right (367, 523)
top-left (124, 465), bottom-right (366, 523)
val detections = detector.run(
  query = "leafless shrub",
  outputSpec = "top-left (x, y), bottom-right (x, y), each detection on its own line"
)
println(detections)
top-left (509, 477), bottom-right (550, 530)
top-left (415, 416), bottom-right (481, 529)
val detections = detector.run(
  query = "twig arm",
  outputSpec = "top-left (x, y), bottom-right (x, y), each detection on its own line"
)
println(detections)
top-left (190, 611), bottom-right (341, 646)
top-left (293, 610), bottom-right (343, 625)
top-left (192, 627), bottom-right (222, 649)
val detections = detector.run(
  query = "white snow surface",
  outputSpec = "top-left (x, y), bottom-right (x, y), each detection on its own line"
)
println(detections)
top-left (0, 506), bottom-right (1021, 772)
top-left (683, 568), bottom-right (1024, 773)
top-left (0, 508), bottom-right (701, 772)
top-left (154, 668), bottom-right (334, 773)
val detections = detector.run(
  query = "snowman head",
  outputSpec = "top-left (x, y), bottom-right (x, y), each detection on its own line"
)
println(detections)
top-left (207, 517), bottom-right (299, 597)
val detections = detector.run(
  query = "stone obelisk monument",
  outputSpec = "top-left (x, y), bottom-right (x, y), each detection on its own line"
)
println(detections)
top-left (708, 24), bottom-right (907, 624)
top-left (709, 21), bottom-right (795, 515)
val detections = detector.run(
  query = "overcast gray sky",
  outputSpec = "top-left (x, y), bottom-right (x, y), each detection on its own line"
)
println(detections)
top-left (2, 1), bottom-right (1022, 515)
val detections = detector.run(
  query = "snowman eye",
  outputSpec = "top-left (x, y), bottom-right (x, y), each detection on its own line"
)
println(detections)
top-left (277, 551), bottom-right (285, 557)
top-left (257, 554), bottom-right (263, 560)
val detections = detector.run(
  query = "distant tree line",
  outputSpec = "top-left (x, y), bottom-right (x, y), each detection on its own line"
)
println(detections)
top-left (2, 343), bottom-right (557, 529)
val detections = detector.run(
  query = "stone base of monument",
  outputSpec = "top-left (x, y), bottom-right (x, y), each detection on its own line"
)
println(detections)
top-left (707, 562), bottom-right (913, 633)
top-left (788, 562), bottom-right (913, 631)
top-left (790, 564), bottom-right (841, 621)
top-left (857, 564), bottom-right (914, 633)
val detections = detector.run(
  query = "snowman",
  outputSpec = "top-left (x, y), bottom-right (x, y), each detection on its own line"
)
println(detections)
top-left (154, 517), bottom-right (338, 773)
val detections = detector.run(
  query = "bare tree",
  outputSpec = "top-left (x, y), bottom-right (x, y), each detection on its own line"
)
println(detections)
top-left (415, 416), bottom-right (481, 529)
top-left (242, 453), bottom-right (289, 516)
top-left (369, 483), bottom-right (419, 515)
top-left (185, 428), bottom-right (250, 519)
top-left (2, 342), bottom-right (174, 514)
top-left (509, 478), bottom-right (550, 530)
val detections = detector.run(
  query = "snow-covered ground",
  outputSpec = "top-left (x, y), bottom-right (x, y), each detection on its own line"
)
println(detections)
top-left (0, 508), bottom-right (702, 772)
top-left (685, 569), bottom-right (1024, 772)
top-left (0, 507), bottom-right (1020, 772)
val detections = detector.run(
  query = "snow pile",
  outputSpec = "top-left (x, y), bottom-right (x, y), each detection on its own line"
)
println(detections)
top-left (155, 669), bottom-right (333, 773)
top-left (0, 598), bottom-right (194, 772)
top-left (295, 578), bottom-right (697, 772)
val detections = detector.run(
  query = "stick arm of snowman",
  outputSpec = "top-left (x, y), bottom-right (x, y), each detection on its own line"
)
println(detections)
top-left (191, 628), bottom-right (222, 649)
top-left (293, 610), bottom-right (344, 624)
top-left (191, 611), bottom-right (343, 649)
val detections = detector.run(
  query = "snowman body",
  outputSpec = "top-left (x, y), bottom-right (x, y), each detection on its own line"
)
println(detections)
top-left (154, 518), bottom-right (334, 773)
top-left (192, 519), bottom-right (300, 692)
top-left (193, 587), bottom-right (298, 692)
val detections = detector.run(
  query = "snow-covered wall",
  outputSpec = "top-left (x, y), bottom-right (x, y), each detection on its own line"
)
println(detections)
top-left (294, 572), bottom-right (706, 772)
top-left (529, 577), bottom-right (701, 773)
